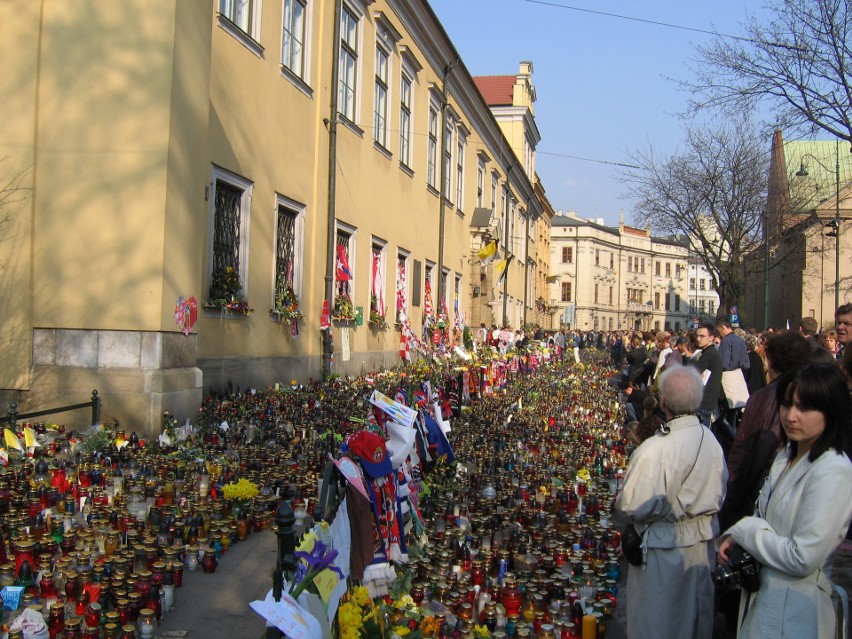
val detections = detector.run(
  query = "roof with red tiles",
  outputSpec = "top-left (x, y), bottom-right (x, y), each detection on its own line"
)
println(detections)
top-left (473, 76), bottom-right (515, 106)
top-left (622, 226), bottom-right (650, 237)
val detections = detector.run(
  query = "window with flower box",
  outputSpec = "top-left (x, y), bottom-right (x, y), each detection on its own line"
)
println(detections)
top-left (271, 196), bottom-right (305, 322)
top-left (333, 226), bottom-right (356, 321)
top-left (395, 249), bottom-right (409, 324)
top-left (369, 240), bottom-right (387, 328)
top-left (207, 166), bottom-right (253, 315)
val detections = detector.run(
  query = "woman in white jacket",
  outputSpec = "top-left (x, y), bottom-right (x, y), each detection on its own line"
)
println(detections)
top-left (718, 363), bottom-right (852, 638)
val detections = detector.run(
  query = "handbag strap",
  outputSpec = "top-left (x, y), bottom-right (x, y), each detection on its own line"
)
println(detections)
top-left (682, 426), bottom-right (706, 486)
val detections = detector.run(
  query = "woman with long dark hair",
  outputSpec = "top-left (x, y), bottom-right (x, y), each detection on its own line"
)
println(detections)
top-left (717, 363), bottom-right (852, 638)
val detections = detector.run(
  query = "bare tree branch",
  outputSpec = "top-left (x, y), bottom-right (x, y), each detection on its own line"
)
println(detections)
top-left (684, 0), bottom-right (852, 150)
top-left (620, 121), bottom-right (767, 318)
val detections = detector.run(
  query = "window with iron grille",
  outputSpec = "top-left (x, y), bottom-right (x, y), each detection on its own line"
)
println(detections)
top-left (272, 198), bottom-right (304, 318)
top-left (208, 167), bottom-right (252, 314)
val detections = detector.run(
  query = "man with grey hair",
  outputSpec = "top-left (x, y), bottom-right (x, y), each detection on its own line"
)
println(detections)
top-left (615, 366), bottom-right (727, 639)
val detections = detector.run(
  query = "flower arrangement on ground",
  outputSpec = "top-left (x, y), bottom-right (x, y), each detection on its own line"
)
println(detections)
top-left (337, 586), bottom-right (385, 639)
top-left (207, 266), bottom-right (253, 315)
top-left (222, 477), bottom-right (258, 518)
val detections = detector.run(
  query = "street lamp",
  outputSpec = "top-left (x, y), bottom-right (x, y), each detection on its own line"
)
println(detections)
top-left (795, 139), bottom-right (841, 312)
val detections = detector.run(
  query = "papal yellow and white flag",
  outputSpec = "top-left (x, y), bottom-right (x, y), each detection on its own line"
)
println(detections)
top-left (3, 429), bottom-right (22, 451)
top-left (495, 255), bottom-right (514, 286)
top-left (23, 427), bottom-right (40, 449)
top-left (477, 240), bottom-right (498, 264)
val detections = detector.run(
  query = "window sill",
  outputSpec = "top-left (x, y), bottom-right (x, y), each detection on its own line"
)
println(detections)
top-left (280, 66), bottom-right (313, 98)
top-left (216, 15), bottom-right (264, 59)
top-left (373, 141), bottom-right (392, 160)
top-left (399, 162), bottom-right (414, 177)
top-left (203, 305), bottom-right (252, 319)
top-left (426, 184), bottom-right (440, 198)
top-left (338, 116), bottom-right (364, 137)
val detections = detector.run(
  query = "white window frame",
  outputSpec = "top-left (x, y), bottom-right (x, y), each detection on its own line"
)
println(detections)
top-left (281, 0), bottom-right (308, 81)
top-left (399, 71), bottom-right (413, 167)
top-left (370, 238), bottom-right (388, 319)
top-left (476, 159), bottom-right (484, 208)
top-left (373, 43), bottom-right (390, 148)
top-left (396, 248), bottom-right (410, 323)
top-left (455, 131), bottom-right (466, 210)
top-left (491, 172), bottom-right (498, 214)
top-left (440, 267), bottom-right (450, 316)
top-left (208, 165), bottom-right (253, 308)
top-left (427, 99), bottom-right (439, 189)
top-left (454, 272), bottom-right (463, 322)
top-left (424, 261), bottom-right (435, 316)
top-left (218, 0), bottom-right (264, 56)
top-left (335, 221), bottom-right (357, 300)
top-left (338, 4), bottom-right (361, 122)
top-left (442, 116), bottom-right (454, 201)
top-left (273, 194), bottom-right (306, 301)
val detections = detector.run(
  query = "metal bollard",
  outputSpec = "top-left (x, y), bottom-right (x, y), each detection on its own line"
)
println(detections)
top-left (266, 499), bottom-right (295, 639)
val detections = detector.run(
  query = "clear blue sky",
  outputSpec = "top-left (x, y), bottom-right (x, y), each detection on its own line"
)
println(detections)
top-left (429, 0), bottom-right (769, 227)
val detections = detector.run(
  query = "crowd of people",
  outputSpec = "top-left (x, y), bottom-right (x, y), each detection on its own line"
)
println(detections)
top-left (604, 303), bottom-right (852, 639)
top-left (460, 305), bottom-right (852, 638)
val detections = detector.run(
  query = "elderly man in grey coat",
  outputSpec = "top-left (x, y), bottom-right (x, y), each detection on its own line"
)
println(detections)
top-left (614, 366), bottom-right (728, 639)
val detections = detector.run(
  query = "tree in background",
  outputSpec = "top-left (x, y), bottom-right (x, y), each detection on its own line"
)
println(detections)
top-left (686, 0), bottom-right (852, 150)
top-left (621, 121), bottom-right (767, 322)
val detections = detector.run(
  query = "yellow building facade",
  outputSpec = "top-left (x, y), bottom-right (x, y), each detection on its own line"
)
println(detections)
top-left (0, 0), bottom-right (543, 433)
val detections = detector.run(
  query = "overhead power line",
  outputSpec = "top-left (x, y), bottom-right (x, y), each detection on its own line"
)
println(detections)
top-left (521, 0), bottom-right (756, 44)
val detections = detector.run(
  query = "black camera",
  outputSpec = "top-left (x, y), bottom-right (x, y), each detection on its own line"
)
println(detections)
top-left (712, 545), bottom-right (761, 593)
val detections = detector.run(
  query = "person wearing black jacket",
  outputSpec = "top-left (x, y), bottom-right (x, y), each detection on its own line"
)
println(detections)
top-left (691, 325), bottom-right (723, 430)
top-left (625, 335), bottom-right (647, 388)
